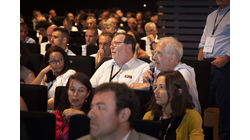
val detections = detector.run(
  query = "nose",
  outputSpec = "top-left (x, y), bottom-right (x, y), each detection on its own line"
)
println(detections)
top-left (88, 108), bottom-right (95, 119)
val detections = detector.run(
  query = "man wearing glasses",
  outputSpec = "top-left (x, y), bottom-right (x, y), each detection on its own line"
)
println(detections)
top-left (90, 33), bottom-right (149, 88)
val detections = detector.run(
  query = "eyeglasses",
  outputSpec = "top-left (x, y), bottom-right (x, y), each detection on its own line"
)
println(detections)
top-left (49, 58), bottom-right (64, 64)
top-left (111, 41), bottom-right (124, 47)
top-left (153, 84), bottom-right (166, 90)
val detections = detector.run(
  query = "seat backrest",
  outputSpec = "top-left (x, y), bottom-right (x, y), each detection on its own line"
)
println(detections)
top-left (69, 114), bottom-right (90, 140)
top-left (133, 89), bottom-right (154, 119)
top-left (23, 43), bottom-right (40, 54)
top-left (20, 84), bottom-right (48, 112)
top-left (26, 53), bottom-right (44, 76)
top-left (134, 120), bottom-right (161, 139)
top-left (20, 111), bottom-right (56, 140)
top-left (68, 31), bottom-right (86, 45)
top-left (54, 86), bottom-right (66, 110)
top-left (86, 45), bottom-right (99, 56)
top-left (181, 59), bottom-right (211, 113)
top-left (68, 56), bottom-right (95, 78)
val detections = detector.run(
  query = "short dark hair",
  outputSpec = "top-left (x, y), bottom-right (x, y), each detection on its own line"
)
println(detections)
top-left (99, 32), bottom-right (114, 41)
top-left (57, 72), bottom-right (93, 113)
top-left (53, 27), bottom-right (69, 42)
top-left (36, 21), bottom-right (51, 30)
top-left (148, 71), bottom-right (195, 119)
top-left (43, 46), bottom-right (70, 82)
top-left (114, 33), bottom-right (136, 53)
top-left (94, 83), bottom-right (140, 128)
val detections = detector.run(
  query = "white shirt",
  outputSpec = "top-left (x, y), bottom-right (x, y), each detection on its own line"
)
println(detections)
top-left (44, 69), bottom-right (76, 99)
top-left (65, 48), bottom-right (76, 56)
top-left (90, 58), bottom-right (149, 88)
top-left (141, 35), bottom-right (158, 60)
top-left (40, 41), bottom-right (49, 56)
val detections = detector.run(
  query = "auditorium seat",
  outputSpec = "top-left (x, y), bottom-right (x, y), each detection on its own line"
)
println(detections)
top-left (23, 43), bottom-right (40, 54)
top-left (134, 120), bottom-right (161, 139)
top-left (68, 31), bottom-right (86, 45)
top-left (54, 86), bottom-right (66, 110)
top-left (69, 115), bottom-right (90, 140)
top-left (26, 53), bottom-right (44, 76)
top-left (20, 111), bottom-right (56, 140)
top-left (68, 56), bottom-right (95, 78)
top-left (20, 84), bottom-right (48, 112)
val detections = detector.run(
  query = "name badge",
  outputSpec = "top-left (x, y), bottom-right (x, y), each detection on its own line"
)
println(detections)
top-left (124, 75), bottom-right (132, 79)
top-left (82, 45), bottom-right (87, 56)
top-left (203, 37), bottom-right (215, 53)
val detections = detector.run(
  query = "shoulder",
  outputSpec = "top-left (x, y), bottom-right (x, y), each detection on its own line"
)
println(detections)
top-left (183, 109), bottom-right (202, 123)
top-left (132, 58), bottom-right (149, 66)
top-left (129, 129), bottom-right (157, 140)
top-left (143, 111), bottom-right (154, 120)
top-left (77, 134), bottom-right (97, 140)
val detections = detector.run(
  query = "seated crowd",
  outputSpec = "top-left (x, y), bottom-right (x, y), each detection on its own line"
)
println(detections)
top-left (21, 8), bottom-right (205, 140)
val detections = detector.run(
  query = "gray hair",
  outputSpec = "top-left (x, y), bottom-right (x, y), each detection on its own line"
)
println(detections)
top-left (159, 36), bottom-right (183, 61)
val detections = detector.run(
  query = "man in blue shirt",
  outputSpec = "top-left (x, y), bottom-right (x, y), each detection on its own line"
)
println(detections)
top-left (198, 0), bottom-right (230, 139)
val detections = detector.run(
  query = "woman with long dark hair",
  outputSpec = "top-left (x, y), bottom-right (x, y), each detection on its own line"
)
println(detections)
top-left (51, 72), bottom-right (93, 140)
top-left (32, 46), bottom-right (76, 109)
top-left (143, 71), bottom-right (204, 140)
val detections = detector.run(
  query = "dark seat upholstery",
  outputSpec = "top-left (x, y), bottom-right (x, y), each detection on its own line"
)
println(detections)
top-left (26, 53), bottom-right (44, 76)
top-left (68, 31), bottom-right (86, 45)
top-left (20, 84), bottom-right (48, 112)
top-left (181, 59), bottom-right (211, 113)
top-left (20, 111), bottom-right (56, 140)
top-left (23, 43), bottom-right (40, 54)
top-left (133, 89), bottom-right (154, 119)
top-left (134, 120), bottom-right (161, 139)
top-left (54, 86), bottom-right (66, 110)
top-left (68, 56), bottom-right (95, 78)
top-left (69, 115), bottom-right (90, 140)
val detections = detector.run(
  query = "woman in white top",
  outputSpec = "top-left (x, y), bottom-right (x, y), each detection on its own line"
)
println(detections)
top-left (32, 46), bottom-right (76, 109)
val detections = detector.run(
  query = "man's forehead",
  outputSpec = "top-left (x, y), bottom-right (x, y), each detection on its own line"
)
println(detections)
top-left (113, 34), bottom-right (124, 42)
top-left (93, 91), bottom-right (115, 102)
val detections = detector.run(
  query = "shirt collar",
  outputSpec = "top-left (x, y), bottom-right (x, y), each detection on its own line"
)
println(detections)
top-left (113, 58), bottom-right (136, 70)
top-left (218, 6), bottom-right (230, 14)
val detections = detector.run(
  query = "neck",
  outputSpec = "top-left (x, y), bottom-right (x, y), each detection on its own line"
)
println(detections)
top-left (115, 56), bottom-right (133, 67)
top-left (71, 105), bottom-right (81, 110)
top-left (162, 104), bottom-right (172, 119)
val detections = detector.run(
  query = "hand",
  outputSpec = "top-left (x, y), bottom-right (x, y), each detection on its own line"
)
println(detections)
top-left (129, 83), bottom-right (150, 90)
top-left (41, 65), bottom-right (53, 75)
top-left (142, 69), bottom-right (157, 83)
top-left (62, 108), bottom-right (85, 120)
top-left (211, 56), bottom-right (229, 68)
top-left (147, 34), bottom-right (155, 43)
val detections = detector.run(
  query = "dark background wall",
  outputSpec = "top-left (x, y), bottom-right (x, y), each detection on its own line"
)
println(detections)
top-left (20, 0), bottom-right (157, 17)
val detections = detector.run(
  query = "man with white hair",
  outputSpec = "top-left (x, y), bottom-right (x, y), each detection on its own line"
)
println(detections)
top-left (141, 22), bottom-right (158, 60)
top-left (40, 24), bottom-right (57, 55)
top-left (130, 37), bottom-right (201, 113)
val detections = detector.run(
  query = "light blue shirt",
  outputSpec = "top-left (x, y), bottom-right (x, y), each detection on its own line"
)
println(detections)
top-left (198, 6), bottom-right (230, 58)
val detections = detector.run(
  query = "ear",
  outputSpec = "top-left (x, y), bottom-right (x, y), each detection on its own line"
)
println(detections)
top-left (177, 88), bottom-right (183, 96)
top-left (118, 108), bottom-right (131, 123)
top-left (127, 44), bottom-right (132, 53)
top-left (63, 37), bottom-right (68, 44)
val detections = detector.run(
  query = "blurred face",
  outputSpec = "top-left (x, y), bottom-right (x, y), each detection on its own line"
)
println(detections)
top-left (68, 79), bottom-right (89, 109)
top-left (51, 31), bottom-right (65, 48)
top-left (154, 76), bottom-right (168, 107)
top-left (49, 52), bottom-right (65, 74)
top-left (47, 26), bottom-right (57, 43)
top-left (145, 25), bottom-right (157, 37)
top-left (49, 10), bottom-right (56, 17)
top-left (127, 18), bottom-right (137, 29)
top-left (107, 18), bottom-right (118, 28)
top-left (110, 34), bottom-right (129, 62)
top-left (20, 25), bottom-right (28, 41)
top-left (88, 91), bottom-right (120, 138)
top-left (87, 19), bottom-right (97, 29)
top-left (136, 12), bottom-right (142, 20)
top-left (216, 0), bottom-right (230, 8)
top-left (153, 41), bottom-right (174, 71)
top-left (85, 30), bottom-right (97, 45)
top-left (67, 13), bottom-right (74, 21)
top-left (63, 20), bottom-right (72, 31)
top-left (38, 27), bottom-right (47, 37)
top-left (99, 35), bottom-right (111, 57)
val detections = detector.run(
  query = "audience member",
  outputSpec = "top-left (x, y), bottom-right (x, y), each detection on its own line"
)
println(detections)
top-left (90, 33), bottom-right (149, 88)
top-left (66, 12), bottom-right (75, 21)
top-left (40, 24), bottom-right (58, 55)
top-left (63, 17), bottom-right (78, 32)
top-left (32, 46), bottom-right (76, 109)
top-left (85, 16), bottom-right (101, 35)
top-left (20, 22), bottom-right (36, 44)
top-left (107, 17), bottom-right (126, 33)
top-left (100, 22), bottom-right (116, 34)
top-left (126, 17), bottom-right (137, 32)
top-left (197, 0), bottom-right (230, 139)
top-left (36, 21), bottom-right (51, 44)
top-left (127, 30), bottom-right (149, 59)
top-left (82, 28), bottom-right (99, 56)
top-left (48, 9), bottom-right (57, 24)
top-left (130, 37), bottom-right (201, 113)
top-left (143, 71), bottom-right (204, 140)
top-left (141, 22), bottom-right (158, 60)
top-left (94, 32), bottom-right (113, 68)
top-left (52, 72), bottom-right (93, 140)
top-left (51, 27), bottom-right (76, 56)
top-left (77, 82), bottom-right (157, 140)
